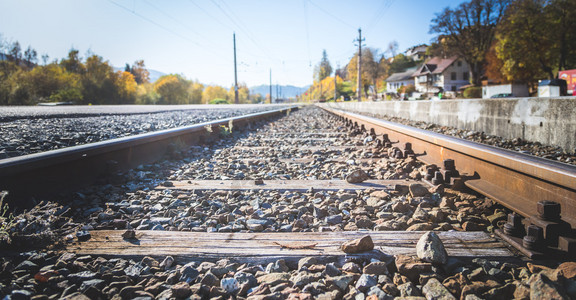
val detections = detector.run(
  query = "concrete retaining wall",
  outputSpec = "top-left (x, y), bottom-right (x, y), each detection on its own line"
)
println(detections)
top-left (321, 97), bottom-right (576, 152)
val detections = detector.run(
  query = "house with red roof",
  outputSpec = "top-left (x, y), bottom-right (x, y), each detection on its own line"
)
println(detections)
top-left (411, 56), bottom-right (470, 95)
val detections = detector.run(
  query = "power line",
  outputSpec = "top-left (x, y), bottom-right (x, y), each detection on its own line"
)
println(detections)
top-left (210, 0), bottom-right (274, 60)
top-left (107, 0), bottom-right (202, 48)
top-left (302, 0), bottom-right (312, 67)
top-left (307, 0), bottom-right (356, 29)
top-left (188, 0), bottom-right (233, 31)
top-left (143, 0), bottom-right (210, 44)
top-left (187, 0), bottom-right (276, 63)
top-left (365, 0), bottom-right (396, 34)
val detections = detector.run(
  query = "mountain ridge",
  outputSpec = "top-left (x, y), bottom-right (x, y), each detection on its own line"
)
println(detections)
top-left (249, 84), bottom-right (309, 99)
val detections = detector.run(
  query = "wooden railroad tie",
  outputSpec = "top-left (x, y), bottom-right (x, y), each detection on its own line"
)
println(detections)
top-left (67, 231), bottom-right (514, 266)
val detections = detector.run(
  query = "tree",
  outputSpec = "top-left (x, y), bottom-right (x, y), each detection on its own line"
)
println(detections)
top-left (388, 54), bottom-right (417, 76)
top-left (430, 0), bottom-right (510, 85)
top-left (61, 49), bottom-right (85, 74)
top-left (8, 41), bottom-right (22, 63)
top-left (129, 60), bottom-right (150, 84)
top-left (115, 71), bottom-right (137, 104)
top-left (426, 38), bottom-right (455, 59)
top-left (484, 42), bottom-right (507, 83)
top-left (490, 0), bottom-right (576, 83)
top-left (188, 80), bottom-right (204, 104)
top-left (23, 46), bottom-right (37, 68)
top-left (228, 83), bottom-right (250, 103)
top-left (202, 85), bottom-right (228, 104)
top-left (314, 50), bottom-right (332, 82)
top-left (386, 41), bottom-right (399, 58)
top-left (24, 63), bottom-right (82, 103)
top-left (154, 74), bottom-right (190, 104)
top-left (346, 47), bottom-right (379, 97)
top-left (548, 0), bottom-right (576, 72)
top-left (81, 54), bottom-right (117, 104)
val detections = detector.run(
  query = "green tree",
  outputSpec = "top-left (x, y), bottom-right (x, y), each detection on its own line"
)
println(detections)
top-left (24, 63), bottom-right (83, 103)
top-left (154, 74), bottom-right (190, 104)
top-left (8, 41), bottom-right (22, 64)
top-left (388, 54), bottom-right (417, 76)
top-left (60, 49), bottom-right (85, 74)
top-left (548, 0), bottom-right (576, 72)
top-left (81, 55), bottom-right (118, 104)
top-left (23, 46), bottom-right (37, 69)
top-left (135, 83), bottom-right (159, 104)
top-left (314, 49), bottom-right (333, 82)
top-left (491, 0), bottom-right (576, 83)
top-left (430, 0), bottom-right (510, 85)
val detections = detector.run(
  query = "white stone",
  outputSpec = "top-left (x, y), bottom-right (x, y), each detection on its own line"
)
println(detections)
top-left (416, 231), bottom-right (448, 264)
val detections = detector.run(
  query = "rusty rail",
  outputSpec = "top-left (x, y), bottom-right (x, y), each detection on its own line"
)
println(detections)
top-left (321, 106), bottom-right (576, 257)
top-left (0, 106), bottom-right (298, 208)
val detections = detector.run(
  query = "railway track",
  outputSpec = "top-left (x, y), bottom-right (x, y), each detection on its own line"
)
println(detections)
top-left (1, 105), bottom-right (575, 299)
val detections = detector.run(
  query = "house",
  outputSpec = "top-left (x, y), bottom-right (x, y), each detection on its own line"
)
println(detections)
top-left (385, 67), bottom-right (417, 93)
top-left (411, 56), bottom-right (470, 95)
top-left (405, 44), bottom-right (428, 61)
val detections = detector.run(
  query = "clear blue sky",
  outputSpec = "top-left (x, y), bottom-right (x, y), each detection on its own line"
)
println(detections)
top-left (0, 0), bottom-right (464, 88)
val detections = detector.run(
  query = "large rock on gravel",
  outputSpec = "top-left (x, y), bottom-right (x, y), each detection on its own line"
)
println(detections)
top-left (416, 231), bottom-right (448, 264)
top-left (395, 255), bottom-right (433, 282)
top-left (346, 169), bottom-right (370, 183)
top-left (256, 272), bottom-right (291, 285)
top-left (363, 261), bottom-right (389, 276)
top-left (341, 235), bottom-right (374, 253)
top-left (171, 282), bottom-right (192, 298)
top-left (355, 274), bottom-right (378, 292)
top-left (327, 275), bottom-right (355, 291)
top-left (422, 278), bottom-right (456, 300)
top-left (529, 272), bottom-right (570, 299)
top-left (409, 183), bottom-right (429, 197)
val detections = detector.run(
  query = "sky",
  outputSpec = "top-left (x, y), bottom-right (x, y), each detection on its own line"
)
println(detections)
top-left (0, 0), bottom-right (465, 88)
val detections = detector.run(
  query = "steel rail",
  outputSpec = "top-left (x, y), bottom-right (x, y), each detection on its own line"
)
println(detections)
top-left (0, 106), bottom-right (298, 208)
top-left (320, 106), bottom-right (576, 229)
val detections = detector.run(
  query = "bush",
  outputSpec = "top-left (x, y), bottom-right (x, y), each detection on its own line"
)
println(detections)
top-left (463, 86), bottom-right (482, 99)
top-left (209, 98), bottom-right (229, 104)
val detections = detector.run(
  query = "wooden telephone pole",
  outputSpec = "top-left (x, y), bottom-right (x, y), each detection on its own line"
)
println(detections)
top-left (355, 28), bottom-right (365, 101)
top-left (334, 64), bottom-right (338, 102)
top-left (233, 33), bottom-right (239, 104)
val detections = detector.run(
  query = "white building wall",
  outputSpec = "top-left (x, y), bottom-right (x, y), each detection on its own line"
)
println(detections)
top-left (443, 60), bottom-right (470, 92)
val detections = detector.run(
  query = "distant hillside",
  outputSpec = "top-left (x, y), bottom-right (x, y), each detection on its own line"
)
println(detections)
top-left (148, 69), bottom-right (166, 82)
top-left (250, 84), bottom-right (309, 99)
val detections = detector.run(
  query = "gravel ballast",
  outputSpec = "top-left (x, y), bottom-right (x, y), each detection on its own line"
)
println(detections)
top-left (1, 106), bottom-right (574, 299)
top-left (0, 105), bottom-right (287, 159)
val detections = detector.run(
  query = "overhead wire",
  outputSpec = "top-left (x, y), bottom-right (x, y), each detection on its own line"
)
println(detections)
top-left (141, 0), bottom-right (230, 59)
top-left (302, 0), bottom-right (312, 67)
top-left (210, 0), bottom-right (274, 60)
top-left (365, 0), bottom-right (396, 34)
top-left (107, 0), bottom-right (202, 48)
top-left (307, 0), bottom-right (356, 30)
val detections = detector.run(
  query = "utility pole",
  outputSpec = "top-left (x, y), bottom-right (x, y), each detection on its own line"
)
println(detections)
top-left (269, 69), bottom-right (272, 104)
top-left (334, 63), bottom-right (339, 101)
top-left (355, 28), bottom-right (365, 101)
top-left (233, 33), bottom-right (239, 104)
